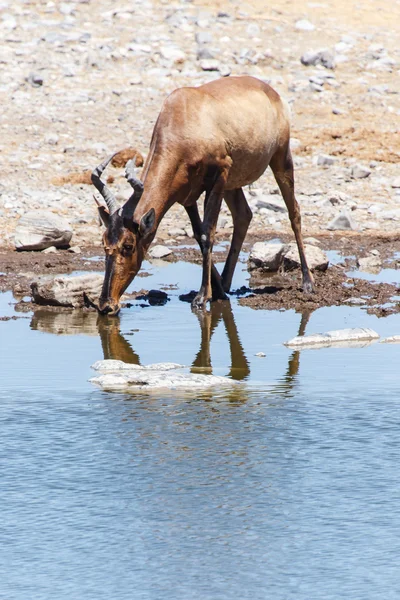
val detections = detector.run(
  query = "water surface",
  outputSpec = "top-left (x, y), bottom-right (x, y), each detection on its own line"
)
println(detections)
top-left (2, 259), bottom-right (400, 600)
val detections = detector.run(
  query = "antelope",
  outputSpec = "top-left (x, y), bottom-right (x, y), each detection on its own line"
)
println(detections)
top-left (92, 75), bottom-right (314, 316)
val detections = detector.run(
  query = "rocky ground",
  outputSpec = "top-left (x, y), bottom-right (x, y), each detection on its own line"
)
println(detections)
top-left (1, 0), bottom-right (400, 250)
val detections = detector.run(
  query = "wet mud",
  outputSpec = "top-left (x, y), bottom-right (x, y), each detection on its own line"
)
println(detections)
top-left (1, 233), bottom-right (400, 317)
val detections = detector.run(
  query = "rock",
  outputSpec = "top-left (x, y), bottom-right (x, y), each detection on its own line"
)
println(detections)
top-left (68, 245), bottom-right (81, 254)
top-left (246, 23), bottom-right (260, 36)
top-left (89, 360), bottom-right (237, 392)
top-left (255, 352), bottom-right (266, 357)
top-left (136, 289), bottom-right (169, 306)
top-left (357, 254), bottom-right (382, 272)
top-left (301, 49), bottom-right (335, 69)
top-left (26, 72), bottom-right (43, 87)
top-left (284, 328), bottom-right (380, 349)
top-left (148, 244), bottom-right (172, 259)
top-left (14, 210), bottom-right (73, 251)
top-left (42, 246), bottom-right (57, 254)
top-left (351, 164), bottom-right (371, 179)
top-left (391, 177), bottom-right (400, 189)
top-left (218, 64), bottom-right (232, 77)
top-left (283, 243), bottom-right (329, 272)
top-left (197, 46), bottom-right (214, 60)
top-left (295, 19), bottom-right (315, 31)
top-left (30, 274), bottom-right (104, 308)
top-left (195, 31), bottom-right (212, 44)
top-left (168, 227), bottom-right (186, 236)
top-left (91, 360), bottom-right (184, 371)
top-left (160, 46), bottom-right (186, 63)
top-left (327, 211), bottom-right (357, 231)
top-left (343, 297), bottom-right (367, 305)
top-left (248, 242), bottom-right (286, 272)
top-left (316, 154), bottom-right (336, 166)
top-left (199, 59), bottom-right (220, 71)
top-left (380, 336), bottom-right (400, 344)
top-left (256, 196), bottom-right (286, 212)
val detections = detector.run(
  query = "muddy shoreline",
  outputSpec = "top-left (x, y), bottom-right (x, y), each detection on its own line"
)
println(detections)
top-left (1, 231), bottom-right (400, 317)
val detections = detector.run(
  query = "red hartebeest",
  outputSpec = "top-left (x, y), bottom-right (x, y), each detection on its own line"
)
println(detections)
top-left (92, 75), bottom-right (314, 315)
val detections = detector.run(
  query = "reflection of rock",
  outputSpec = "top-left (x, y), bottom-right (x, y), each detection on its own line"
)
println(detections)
top-left (31, 274), bottom-right (103, 308)
top-left (15, 210), bottom-right (73, 250)
top-left (284, 327), bottom-right (379, 349)
top-left (30, 309), bottom-right (99, 335)
top-left (90, 359), bottom-right (237, 392)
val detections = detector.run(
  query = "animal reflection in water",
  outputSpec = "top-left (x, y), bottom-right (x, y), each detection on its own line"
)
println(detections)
top-left (30, 305), bottom-right (311, 391)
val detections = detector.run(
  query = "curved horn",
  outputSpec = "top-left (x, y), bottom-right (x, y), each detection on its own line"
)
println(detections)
top-left (91, 154), bottom-right (119, 216)
top-left (121, 158), bottom-right (144, 219)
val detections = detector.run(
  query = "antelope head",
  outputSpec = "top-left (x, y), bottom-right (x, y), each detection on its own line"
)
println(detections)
top-left (92, 155), bottom-right (155, 316)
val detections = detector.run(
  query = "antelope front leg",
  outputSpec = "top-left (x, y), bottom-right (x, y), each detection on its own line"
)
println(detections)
top-left (185, 204), bottom-right (227, 301)
top-left (192, 168), bottom-right (228, 310)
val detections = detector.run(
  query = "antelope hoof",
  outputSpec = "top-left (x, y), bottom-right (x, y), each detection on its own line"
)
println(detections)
top-left (212, 289), bottom-right (228, 301)
top-left (302, 276), bottom-right (315, 294)
top-left (191, 293), bottom-right (210, 311)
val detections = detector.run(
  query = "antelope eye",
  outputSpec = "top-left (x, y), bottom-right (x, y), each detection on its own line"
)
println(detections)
top-left (123, 244), bottom-right (133, 253)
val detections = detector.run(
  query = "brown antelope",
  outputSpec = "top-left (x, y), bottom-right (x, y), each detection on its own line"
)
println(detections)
top-left (92, 75), bottom-right (314, 315)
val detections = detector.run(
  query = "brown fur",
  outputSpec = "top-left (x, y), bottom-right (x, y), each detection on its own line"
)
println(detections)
top-left (96, 75), bottom-right (314, 315)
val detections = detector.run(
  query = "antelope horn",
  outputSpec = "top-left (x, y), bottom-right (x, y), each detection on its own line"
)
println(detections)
top-left (121, 158), bottom-right (144, 219)
top-left (91, 154), bottom-right (119, 216)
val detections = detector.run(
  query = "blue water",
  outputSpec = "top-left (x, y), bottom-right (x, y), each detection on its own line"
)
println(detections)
top-left (2, 259), bottom-right (400, 600)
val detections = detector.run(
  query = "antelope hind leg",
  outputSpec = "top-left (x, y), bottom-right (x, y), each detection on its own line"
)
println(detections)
top-left (270, 146), bottom-right (314, 293)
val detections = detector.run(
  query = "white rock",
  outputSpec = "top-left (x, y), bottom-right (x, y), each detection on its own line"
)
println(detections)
top-left (31, 274), bottom-right (104, 308)
top-left (327, 211), bottom-right (357, 231)
top-left (256, 195), bottom-right (286, 212)
top-left (316, 154), bottom-right (336, 166)
top-left (160, 46), bottom-right (186, 63)
top-left (89, 360), bottom-right (237, 391)
top-left (148, 244), bottom-right (172, 259)
top-left (42, 246), bottom-right (58, 254)
top-left (351, 164), bottom-right (371, 179)
top-left (284, 328), bottom-right (380, 349)
top-left (357, 255), bottom-right (382, 272)
top-left (283, 243), bottom-right (329, 271)
top-left (92, 360), bottom-right (183, 371)
top-left (391, 177), bottom-right (400, 189)
top-left (295, 19), bottom-right (315, 31)
top-left (248, 242), bottom-right (286, 271)
top-left (14, 210), bottom-right (73, 251)
top-left (199, 59), bottom-right (220, 71)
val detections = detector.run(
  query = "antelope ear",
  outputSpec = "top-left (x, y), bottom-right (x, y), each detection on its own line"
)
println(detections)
top-left (139, 208), bottom-right (155, 238)
top-left (98, 206), bottom-right (110, 228)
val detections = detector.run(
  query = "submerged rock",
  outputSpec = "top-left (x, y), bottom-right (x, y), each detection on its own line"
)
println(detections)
top-left (90, 359), bottom-right (237, 391)
top-left (14, 210), bottom-right (73, 251)
top-left (31, 273), bottom-right (104, 308)
top-left (284, 327), bottom-right (379, 349)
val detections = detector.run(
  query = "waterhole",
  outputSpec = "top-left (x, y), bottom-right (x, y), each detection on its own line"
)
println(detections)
top-left (2, 258), bottom-right (400, 599)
